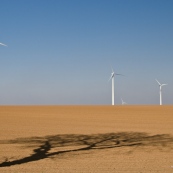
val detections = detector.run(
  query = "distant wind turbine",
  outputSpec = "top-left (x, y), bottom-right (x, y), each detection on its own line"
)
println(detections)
top-left (155, 79), bottom-right (167, 105)
top-left (121, 98), bottom-right (127, 105)
top-left (0, 42), bottom-right (7, 47)
top-left (109, 68), bottom-right (123, 105)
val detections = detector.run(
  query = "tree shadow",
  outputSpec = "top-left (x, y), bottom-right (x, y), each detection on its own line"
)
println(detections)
top-left (1, 132), bottom-right (173, 167)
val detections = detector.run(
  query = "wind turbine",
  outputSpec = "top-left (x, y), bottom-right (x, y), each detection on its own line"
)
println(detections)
top-left (155, 79), bottom-right (168, 105)
top-left (121, 98), bottom-right (127, 105)
top-left (0, 42), bottom-right (7, 47)
top-left (109, 68), bottom-right (123, 105)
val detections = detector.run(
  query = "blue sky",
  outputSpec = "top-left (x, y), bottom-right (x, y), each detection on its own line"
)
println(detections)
top-left (0, 0), bottom-right (172, 105)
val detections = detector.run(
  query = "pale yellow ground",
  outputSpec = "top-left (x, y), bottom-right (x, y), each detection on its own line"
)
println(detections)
top-left (0, 105), bottom-right (173, 172)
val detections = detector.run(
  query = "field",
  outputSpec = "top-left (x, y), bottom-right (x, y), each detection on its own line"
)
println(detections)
top-left (0, 105), bottom-right (173, 172)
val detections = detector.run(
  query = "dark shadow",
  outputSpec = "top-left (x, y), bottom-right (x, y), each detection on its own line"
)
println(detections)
top-left (1, 132), bottom-right (173, 167)
top-left (0, 141), bottom-right (51, 167)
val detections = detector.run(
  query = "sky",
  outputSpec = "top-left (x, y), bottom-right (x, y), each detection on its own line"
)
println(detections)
top-left (0, 0), bottom-right (173, 105)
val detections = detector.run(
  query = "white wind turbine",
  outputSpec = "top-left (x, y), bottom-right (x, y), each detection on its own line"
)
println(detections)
top-left (109, 68), bottom-right (123, 105)
top-left (0, 42), bottom-right (7, 47)
top-left (155, 79), bottom-right (168, 105)
top-left (121, 98), bottom-right (127, 105)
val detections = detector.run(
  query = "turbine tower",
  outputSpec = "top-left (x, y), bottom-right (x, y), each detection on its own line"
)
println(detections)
top-left (0, 42), bottom-right (7, 46)
top-left (155, 79), bottom-right (167, 105)
top-left (109, 69), bottom-right (123, 105)
top-left (110, 70), bottom-right (115, 105)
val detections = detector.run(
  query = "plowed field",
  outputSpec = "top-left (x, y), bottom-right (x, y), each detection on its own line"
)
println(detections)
top-left (0, 106), bottom-right (173, 172)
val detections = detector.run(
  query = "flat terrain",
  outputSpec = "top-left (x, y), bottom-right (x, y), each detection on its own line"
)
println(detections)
top-left (0, 105), bottom-right (173, 172)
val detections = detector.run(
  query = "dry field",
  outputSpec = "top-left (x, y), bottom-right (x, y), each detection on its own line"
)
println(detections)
top-left (0, 105), bottom-right (173, 172)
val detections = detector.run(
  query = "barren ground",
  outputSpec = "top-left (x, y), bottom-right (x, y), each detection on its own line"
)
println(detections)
top-left (0, 105), bottom-right (173, 172)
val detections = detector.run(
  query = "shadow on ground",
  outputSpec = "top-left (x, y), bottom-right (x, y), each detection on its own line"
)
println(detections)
top-left (1, 132), bottom-right (173, 167)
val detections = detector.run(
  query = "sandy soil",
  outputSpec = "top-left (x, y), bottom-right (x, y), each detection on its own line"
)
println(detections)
top-left (0, 105), bottom-right (173, 172)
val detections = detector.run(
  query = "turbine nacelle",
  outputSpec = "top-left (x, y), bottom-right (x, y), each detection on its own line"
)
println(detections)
top-left (109, 72), bottom-right (114, 81)
top-left (111, 72), bottom-right (114, 77)
top-left (155, 79), bottom-right (168, 88)
top-left (109, 72), bottom-right (123, 81)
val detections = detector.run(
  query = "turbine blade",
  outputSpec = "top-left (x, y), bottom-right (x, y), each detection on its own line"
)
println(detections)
top-left (0, 42), bottom-right (7, 46)
top-left (162, 84), bottom-right (168, 86)
top-left (115, 73), bottom-right (124, 76)
top-left (121, 97), bottom-right (127, 105)
top-left (155, 79), bottom-right (161, 85)
top-left (108, 74), bottom-right (113, 82)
